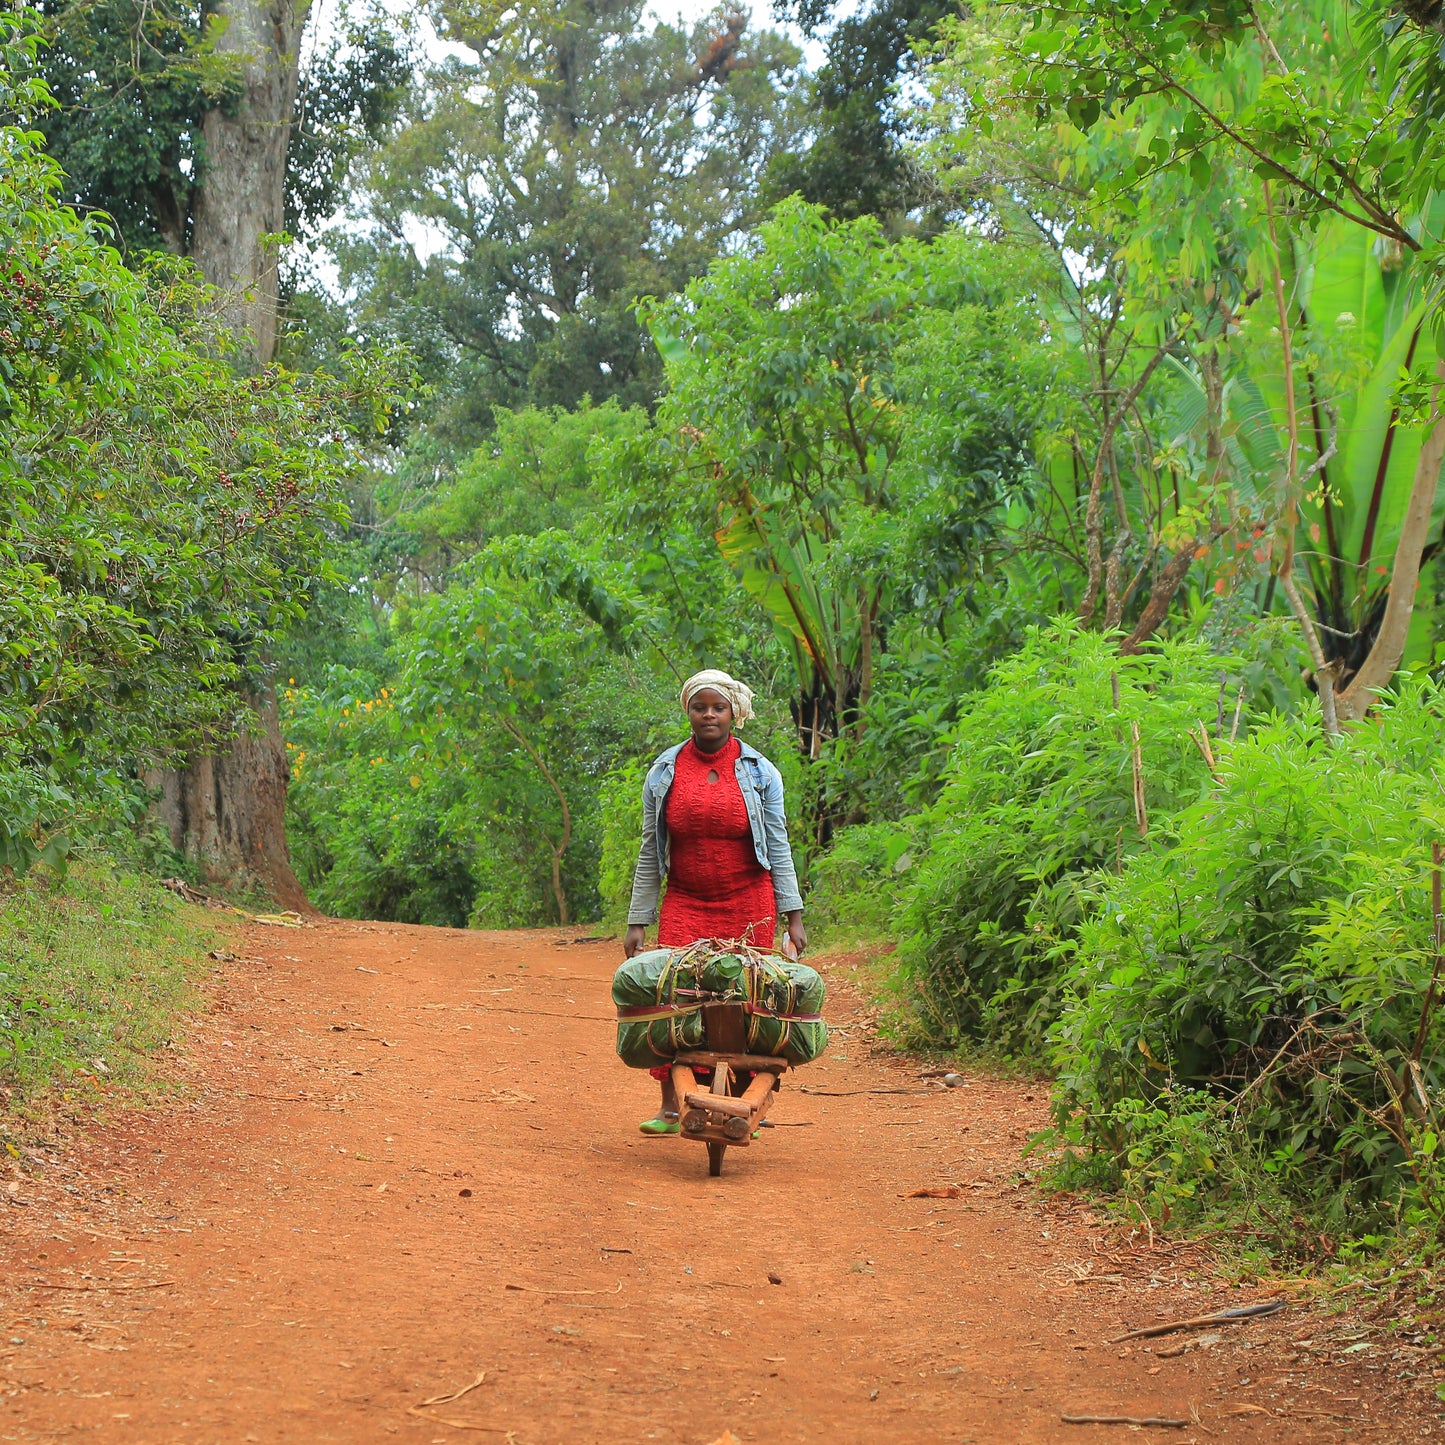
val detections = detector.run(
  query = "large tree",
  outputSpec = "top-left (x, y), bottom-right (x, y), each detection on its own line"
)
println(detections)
top-left (0, 19), bottom-right (382, 888)
top-left (337, 0), bottom-right (805, 436)
top-left (35, 1), bottom-right (409, 270)
top-left (188, 0), bottom-right (311, 359)
top-left (33, 0), bottom-right (407, 902)
top-left (154, 0), bottom-right (315, 905)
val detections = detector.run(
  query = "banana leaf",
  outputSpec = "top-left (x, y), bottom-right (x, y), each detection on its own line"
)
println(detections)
top-left (714, 491), bottom-right (860, 700)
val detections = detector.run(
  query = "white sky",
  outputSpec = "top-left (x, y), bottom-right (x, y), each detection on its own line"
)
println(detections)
top-left (306, 0), bottom-right (829, 71)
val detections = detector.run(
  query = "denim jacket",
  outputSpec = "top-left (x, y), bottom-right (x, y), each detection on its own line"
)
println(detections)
top-left (626, 739), bottom-right (805, 926)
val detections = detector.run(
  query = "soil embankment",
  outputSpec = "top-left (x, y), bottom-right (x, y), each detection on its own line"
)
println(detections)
top-left (0, 921), bottom-right (1435, 1442)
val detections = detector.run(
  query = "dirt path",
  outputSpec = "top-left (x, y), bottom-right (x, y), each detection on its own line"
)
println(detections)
top-left (0, 921), bottom-right (1438, 1443)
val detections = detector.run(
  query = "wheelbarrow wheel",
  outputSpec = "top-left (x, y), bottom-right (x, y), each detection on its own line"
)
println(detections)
top-left (707, 1141), bottom-right (726, 1177)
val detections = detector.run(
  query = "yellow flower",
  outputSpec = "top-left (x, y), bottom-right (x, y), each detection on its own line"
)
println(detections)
top-left (409, 775), bottom-right (421, 788)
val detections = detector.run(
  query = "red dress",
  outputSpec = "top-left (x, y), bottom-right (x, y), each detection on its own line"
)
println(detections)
top-left (657, 736), bottom-right (777, 950)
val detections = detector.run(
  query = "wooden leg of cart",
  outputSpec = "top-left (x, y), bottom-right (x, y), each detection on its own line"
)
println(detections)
top-left (671, 1063), bottom-right (700, 1134)
top-left (673, 1005), bottom-right (792, 1177)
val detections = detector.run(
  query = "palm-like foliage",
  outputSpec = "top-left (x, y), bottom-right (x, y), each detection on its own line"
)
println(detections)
top-left (1165, 211), bottom-right (1445, 684)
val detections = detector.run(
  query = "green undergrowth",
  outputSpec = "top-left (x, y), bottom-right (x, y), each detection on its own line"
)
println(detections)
top-left (812, 623), bottom-right (1445, 1275)
top-left (0, 859), bottom-right (228, 1120)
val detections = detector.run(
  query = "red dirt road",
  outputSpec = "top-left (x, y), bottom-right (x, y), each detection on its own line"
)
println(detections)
top-left (1, 920), bottom-right (1439, 1443)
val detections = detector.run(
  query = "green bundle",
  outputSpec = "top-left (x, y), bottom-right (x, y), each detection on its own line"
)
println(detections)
top-left (613, 943), bottom-right (828, 1068)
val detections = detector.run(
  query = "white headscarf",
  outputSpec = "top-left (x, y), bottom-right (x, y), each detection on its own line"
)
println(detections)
top-left (680, 669), bottom-right (755, 728)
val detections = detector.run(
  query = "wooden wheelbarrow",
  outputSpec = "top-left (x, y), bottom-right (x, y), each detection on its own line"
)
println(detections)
top-left (671, 1000), bottom-right (788, 1177)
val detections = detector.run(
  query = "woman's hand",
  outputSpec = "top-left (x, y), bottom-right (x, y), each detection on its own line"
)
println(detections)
top-left (623, 924), bottom-right (647, 958)
top-left (785, 911), bottom-right (807, 958)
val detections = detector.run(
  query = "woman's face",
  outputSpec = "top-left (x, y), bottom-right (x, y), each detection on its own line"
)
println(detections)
top-left (687, 688), bottom-right (734, 751)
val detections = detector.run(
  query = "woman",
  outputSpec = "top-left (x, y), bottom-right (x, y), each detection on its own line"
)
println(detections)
top-left (624, 669), bottom-right (806, 1134)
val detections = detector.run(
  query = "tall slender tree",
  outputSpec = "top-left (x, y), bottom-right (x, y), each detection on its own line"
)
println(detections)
top-left (189, 0), bottom-right (310, 361)
top-left (146, 0), bottom-right (315, 906)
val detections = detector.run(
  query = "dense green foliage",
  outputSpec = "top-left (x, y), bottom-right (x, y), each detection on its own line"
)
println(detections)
top-left (1051, 686), bottom-right (1445, 1230)
top-left (12, 0), bottom-right (1445, 1267)
top-left (338, 0), bottom-right (804, 439)
top-left (0, 25), bottom-right (393, 875)
top-left (892, 624), bottom-right (1223, 1050)
top-left (281, 197), bottom-right (1055, 923)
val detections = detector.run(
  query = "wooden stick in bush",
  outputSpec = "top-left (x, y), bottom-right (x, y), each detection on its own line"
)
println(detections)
top-left (1130, 721), bottom-right (1147, 837)
top-left (1408, 842), bottom-right (1445, 1068)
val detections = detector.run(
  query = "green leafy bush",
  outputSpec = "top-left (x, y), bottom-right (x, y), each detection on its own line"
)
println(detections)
top-left (596, 761), bottom-right (646, 928)
top-left (807, 822), bottom-right (914, 944)
top-left (282, 668), bottom-right (483, 926)
top-left (1050, 682), bottom-right (1445, 1231)
top-left (892, 620), bottom-right (1224, 1051)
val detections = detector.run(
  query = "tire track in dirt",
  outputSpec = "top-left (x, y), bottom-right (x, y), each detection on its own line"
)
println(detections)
top-left (0, 920), bottom-right (1436, 1443)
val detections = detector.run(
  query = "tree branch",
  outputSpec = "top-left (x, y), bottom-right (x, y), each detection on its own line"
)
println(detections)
top-left (1118, 524), bottom-right (1227, 655)
top-left (1159, 75), bottom-right (1416, 249)
top-left (1080, 338), bottom-right (1174, 626)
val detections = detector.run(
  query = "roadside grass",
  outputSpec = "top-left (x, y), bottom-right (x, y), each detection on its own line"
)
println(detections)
top-left (0, 858), bottom-right (231, 1122)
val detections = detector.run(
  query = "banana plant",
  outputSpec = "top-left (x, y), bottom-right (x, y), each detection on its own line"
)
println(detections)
top-left (1296, 207), bottom-right (1445, 698)
top-left (713, 492), bottom-right (864, 761)
top-left (1163, 208), bottom-right (1445, 721)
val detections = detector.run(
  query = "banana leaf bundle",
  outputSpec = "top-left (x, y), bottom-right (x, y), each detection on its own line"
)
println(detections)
top-left (613, 939), bottom-right (828, 1068)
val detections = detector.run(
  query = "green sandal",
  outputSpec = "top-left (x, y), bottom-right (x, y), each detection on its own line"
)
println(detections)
top-left (639, 1114), bottom-right (680, 1136)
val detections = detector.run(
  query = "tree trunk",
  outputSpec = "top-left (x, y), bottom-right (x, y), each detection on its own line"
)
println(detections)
top-left (155, 0), bottom-right (313, 906)
top-left (191, 0), bottom-right (311, 364)
top-left (1336, 366), bottom-right (1445, 723)
top-left (150, 688), bottom-right (311, 912)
